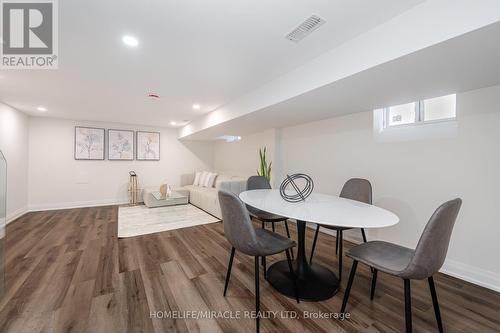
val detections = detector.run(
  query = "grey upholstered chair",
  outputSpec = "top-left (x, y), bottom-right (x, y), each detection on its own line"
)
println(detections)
top-left (218, 190), bottom-right (298, 333)
top-left (341, 198), bottom-right (462, 333)
top-left (309, 178), bottom-right (371, 281)
top-left (247, 176), bottom-right (294, 261)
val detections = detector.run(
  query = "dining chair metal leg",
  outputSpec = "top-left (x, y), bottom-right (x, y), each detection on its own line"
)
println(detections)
top-left (285, 249), bottom-right (299, 304)
top-left (223, 247), bottom-right (235, 296)
top-left (255, 256), bottom-right (260, 333)
top-left (340, 260), bottom-right (358, 314)
top-left (404, 279), bottom-right (412, 333)
top-left (338, 230), bottom-right (343, 282)
top-left (284, 220), bottom-right (291, 238)
top-left (336, 230), bottom-right (340, 255)
top-left (309, 224), bottom-right (320, 264)
top-left (370, 269), bottom-right (378, 300)
top-left (359, 228), bottom-right (375, 273)
top-left (262, 256), bottom-right (267, 280)
top-left (284, 220), bottom-right (294, 260)
top-left (428, 276), bottom-right (444, 333)
top-left (361, 228), bottom-right (367, 243)
top-left (260, 222), bottom-right (265, 267)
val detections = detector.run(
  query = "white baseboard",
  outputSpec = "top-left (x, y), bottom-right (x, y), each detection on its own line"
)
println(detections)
top-left (307, 222), bottom-right (500, 293)
top-left (28, 198), bottom-right (130, 212)
top-left (6, 206), bottom-right (29, 224)
top-left (441, 259), bottom-right (500, 292)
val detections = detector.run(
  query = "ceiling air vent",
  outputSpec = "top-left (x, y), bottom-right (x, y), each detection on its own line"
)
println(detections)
top-left (285, 14), bottom-right (326, 42)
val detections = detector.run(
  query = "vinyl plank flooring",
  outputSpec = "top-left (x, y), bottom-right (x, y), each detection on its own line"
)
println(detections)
top-left (118, 236), bottom-right (141, 273)
top-left (93, 234), bottom-right (118, 296)
top-left (71, 239), bottom-right (101, 283)
top-left (159, 234), bottom-right (207, 279)
top-left (2, 206), bottom-right (500, 333)
top-left (88, 293), bottom-right (126, 333)
top-left (160, 260), bottom-right (223, 333)
top-left (22, 249), bottom-right (82, 314)
top-left (119, 269), bottom-right (155, 333)
top-left (140, 268), bottom-right (190, 333)
top-left (53, 279), bottom-right (95, 333)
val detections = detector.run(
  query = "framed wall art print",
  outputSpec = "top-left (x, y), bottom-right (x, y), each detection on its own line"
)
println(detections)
top-left (108, 129), bottom-right (134, 160)
top-left (136, 131), bottom-right (160, 161)
top-left (74, 127), bottom-right (105, 160)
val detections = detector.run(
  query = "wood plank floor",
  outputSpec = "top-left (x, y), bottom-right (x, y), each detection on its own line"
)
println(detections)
top-left (1, 206), bottom-right (499, 332)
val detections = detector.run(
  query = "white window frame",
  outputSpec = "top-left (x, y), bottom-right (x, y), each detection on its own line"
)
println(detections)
top-left (383, 97), bottom-right (456, 129)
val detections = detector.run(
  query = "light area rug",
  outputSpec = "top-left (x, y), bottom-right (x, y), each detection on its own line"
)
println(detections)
top-left (118, 204), bottom-right (220, 238)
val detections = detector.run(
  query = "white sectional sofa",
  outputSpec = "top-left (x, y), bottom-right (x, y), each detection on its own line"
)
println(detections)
top-left (143, 173), bottom-right (247, 219)
top-left (180, 173), bottom-right (247, 219)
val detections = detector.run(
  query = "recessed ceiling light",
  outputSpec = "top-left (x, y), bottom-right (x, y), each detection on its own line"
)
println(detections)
top-left (122, 35), bottom-right (139, 47)
top-left (192, 104), bottom-right (201, 110)
top-left (37, 106), bottom-right (47, 112)
top-left (170, 121), bottom-right (177, 126)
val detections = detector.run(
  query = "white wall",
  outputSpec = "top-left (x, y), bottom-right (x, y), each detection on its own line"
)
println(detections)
top-left (213, 85), bottom-right (500, 292)
top-left (0, 103), bottom-right (29, 222)
top-left (213, 129), bottom-right (277, 181)
top-left (28, 117), bottom-right (214, 210)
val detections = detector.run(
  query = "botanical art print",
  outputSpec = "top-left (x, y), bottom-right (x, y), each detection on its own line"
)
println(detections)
top-left (108, 129), bottom-right (134, 160)
top-left (74, 127), bottom-right (105, 160)
top-left (136, 131), bottom-right (160, 160)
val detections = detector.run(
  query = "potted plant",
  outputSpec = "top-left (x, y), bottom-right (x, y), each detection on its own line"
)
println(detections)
top-left (257, 147), bottom-right (272, 182)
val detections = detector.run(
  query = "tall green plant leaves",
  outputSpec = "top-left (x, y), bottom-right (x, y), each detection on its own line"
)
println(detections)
top-left (257, 147), bottom-right (272, 182)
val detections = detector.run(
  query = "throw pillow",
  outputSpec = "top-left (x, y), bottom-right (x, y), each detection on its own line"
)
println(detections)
top-left (193, 171), bottom-right (202, 186)
top-left (202, 172), bottom-right (212, 187)
top-left (205, 172), bottom-right (218, 187)
top-left (199, 171), bottom-right (209, 186)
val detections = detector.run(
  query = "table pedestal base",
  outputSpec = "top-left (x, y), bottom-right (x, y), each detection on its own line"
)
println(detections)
top-left (267, 261), bottom-right (339, 301)
top-left (266, 220), bottom-right (339, 301)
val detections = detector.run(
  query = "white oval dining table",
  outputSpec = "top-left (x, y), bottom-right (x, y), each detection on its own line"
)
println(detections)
top-left (239, 189), bottom-right (399, 301)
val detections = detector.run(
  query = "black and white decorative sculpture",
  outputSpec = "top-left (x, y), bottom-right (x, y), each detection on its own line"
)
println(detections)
top-left (280, 173), bottom-right (314, 202)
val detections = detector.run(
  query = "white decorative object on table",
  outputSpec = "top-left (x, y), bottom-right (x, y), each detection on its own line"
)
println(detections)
top-left (159, 183), bottom-right (168, 197)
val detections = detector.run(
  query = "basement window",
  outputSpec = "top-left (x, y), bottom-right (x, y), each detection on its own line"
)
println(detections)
top-left (383, 94), bottom-right (456, 129)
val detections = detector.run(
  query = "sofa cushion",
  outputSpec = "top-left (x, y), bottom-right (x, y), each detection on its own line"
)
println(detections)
top-left (214, 175), bottom-right (233, 188)
top-left (185, 185), bottom-right (220, 217)
top-left (182, 175), bottom-right (247, 219)
top-left (216, 177), bottom-right (247, 195)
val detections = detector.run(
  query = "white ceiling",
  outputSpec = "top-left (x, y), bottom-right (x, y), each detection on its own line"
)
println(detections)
top-left (184, 22), bottom-right (500, 140)
top-left (0, 0), bottom-right (424, 126)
